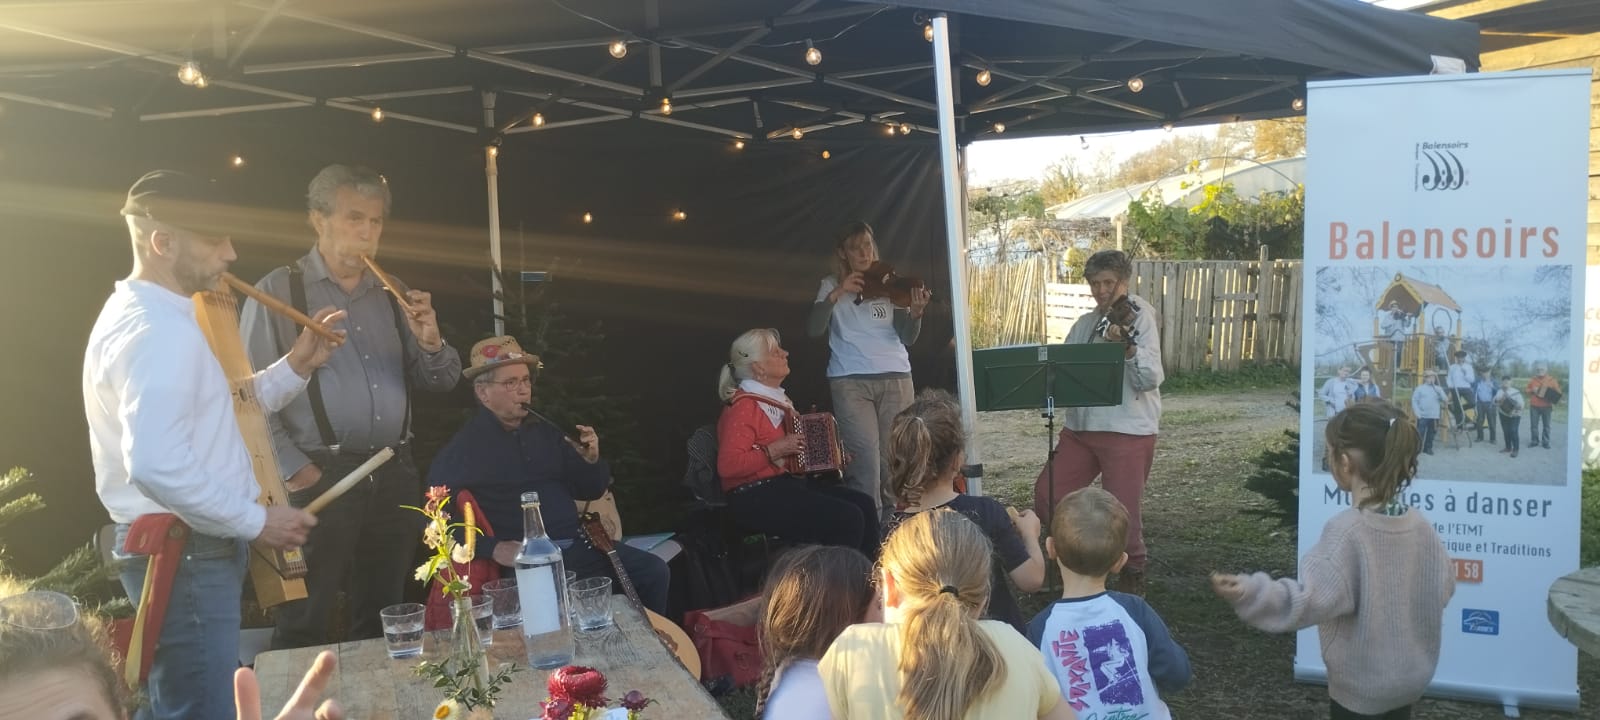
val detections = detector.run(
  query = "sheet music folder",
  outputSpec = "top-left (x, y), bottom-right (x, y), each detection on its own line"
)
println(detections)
top-left (972, 342), bottom-right (1127, 411)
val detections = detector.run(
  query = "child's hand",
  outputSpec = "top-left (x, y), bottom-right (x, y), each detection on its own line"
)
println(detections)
top-left (1211, 572), bottom-right (1246, 603)
top-left (1011, 508), bottom-right (1042, 539)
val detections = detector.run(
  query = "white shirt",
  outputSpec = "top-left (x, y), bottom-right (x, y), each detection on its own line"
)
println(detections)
top-left (1447, 362), bottom-right (1474, 390)
top-left (83, 280), bottom-right (308, 540)
top-left (817, 276), bottom-right (910, 377)
top-left (1062, 293), bottom-right (1163, 436)
top-left (764, 659), bottom-right (832, 720)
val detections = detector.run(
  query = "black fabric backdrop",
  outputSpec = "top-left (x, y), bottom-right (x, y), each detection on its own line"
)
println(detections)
top-left (0, 103), bottom-right (955, 574)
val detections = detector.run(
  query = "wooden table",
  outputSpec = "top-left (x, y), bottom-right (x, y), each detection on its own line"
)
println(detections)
top-left (255, 596), bottom-right (728, 718)
top-left (1547, 566), bottom-right (1600, 657)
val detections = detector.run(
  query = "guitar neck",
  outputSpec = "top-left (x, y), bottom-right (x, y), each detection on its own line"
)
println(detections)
top-left (602, 548), bottom-right (646, 613)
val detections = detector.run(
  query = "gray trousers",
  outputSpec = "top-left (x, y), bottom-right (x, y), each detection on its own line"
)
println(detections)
top-left (829, 375), bottom-right (916, 517)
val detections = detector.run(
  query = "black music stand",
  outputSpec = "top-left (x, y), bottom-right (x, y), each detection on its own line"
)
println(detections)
top-left (972, 342), bottom-right (1126, 520)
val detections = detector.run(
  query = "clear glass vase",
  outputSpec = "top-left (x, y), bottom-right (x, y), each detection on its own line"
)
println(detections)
top-left (449, 594), bottom-right (491, 702)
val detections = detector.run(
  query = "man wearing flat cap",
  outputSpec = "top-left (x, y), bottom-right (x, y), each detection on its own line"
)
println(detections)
top-left (83, 170), bottom-right (344, 718)
top-left (430, 336), bottom-right (671, 617)
top-left (240, 164), bottom-right (462, 649)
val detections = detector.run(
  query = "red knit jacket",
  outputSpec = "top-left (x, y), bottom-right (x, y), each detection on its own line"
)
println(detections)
top-left (716, 394), bottom-right (794, 491)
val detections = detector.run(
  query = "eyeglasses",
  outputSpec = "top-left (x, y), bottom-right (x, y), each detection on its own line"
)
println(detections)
top-left (0, 590), bottom-right (79, 631)
top-left (486, 376), bottom-right (532, 391)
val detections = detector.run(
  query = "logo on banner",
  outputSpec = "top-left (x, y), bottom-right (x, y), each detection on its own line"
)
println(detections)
top-left (1415, 142), bottom-right (1468, 191)
top-left (1462, 609), bottom-right (1500, 636)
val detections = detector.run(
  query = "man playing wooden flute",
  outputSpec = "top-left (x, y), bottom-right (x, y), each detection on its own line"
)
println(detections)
top-left (83, 170), bottom-right (346, 719)
top-left (240, 164), bottom-right (462, 649)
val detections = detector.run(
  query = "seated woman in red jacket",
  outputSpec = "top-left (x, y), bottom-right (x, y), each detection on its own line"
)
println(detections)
top-left (717, 328), bottom-right (880, 560)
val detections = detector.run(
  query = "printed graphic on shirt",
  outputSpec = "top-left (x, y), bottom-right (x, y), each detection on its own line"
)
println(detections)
top-left (1051, 622), bottom-right (1146, 713)
top-left (870, 303), bottom-right (888, 320)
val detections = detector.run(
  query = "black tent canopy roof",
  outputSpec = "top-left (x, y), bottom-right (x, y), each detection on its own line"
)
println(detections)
top-left (0, 0), bottom-right (1479, 144)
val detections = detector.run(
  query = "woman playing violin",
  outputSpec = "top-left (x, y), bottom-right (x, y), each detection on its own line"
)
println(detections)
top-left (807, 222), bottom-right (932, 519)
top-left (717, 329), bottom-right (880, 560)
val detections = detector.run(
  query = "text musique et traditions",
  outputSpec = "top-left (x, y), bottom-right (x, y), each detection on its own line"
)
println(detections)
top-left (1326, 219), bottom-right (1561, 261)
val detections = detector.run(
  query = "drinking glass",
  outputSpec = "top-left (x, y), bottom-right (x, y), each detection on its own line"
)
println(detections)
top-left (483, 578), bottom-right (521, 629)
top-left (379, 603), bottom-right (425, 658)
top-left (569, 577), bottom-right (614, 631)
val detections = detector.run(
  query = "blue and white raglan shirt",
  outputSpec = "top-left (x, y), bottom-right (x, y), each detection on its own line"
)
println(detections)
top-left (1025, 592), bottom-right (1192, 719)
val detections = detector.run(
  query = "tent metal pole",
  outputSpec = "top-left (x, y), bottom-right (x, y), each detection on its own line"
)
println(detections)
top-left (243, 51), bottom-right (447, 75)
top-left (930, 13), bottom-right (984, 497)
top-left (0, 91), bottom-right (113, 118)
top-left (483, 92), bottom-right (505, 337)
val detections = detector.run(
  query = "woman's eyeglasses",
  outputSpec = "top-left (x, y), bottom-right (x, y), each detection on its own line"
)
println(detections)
top-left (0, 590), bottom-right (80, 631)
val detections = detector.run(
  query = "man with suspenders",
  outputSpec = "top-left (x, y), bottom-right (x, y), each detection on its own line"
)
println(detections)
top-left (240, 164), bottom-right (462, 649)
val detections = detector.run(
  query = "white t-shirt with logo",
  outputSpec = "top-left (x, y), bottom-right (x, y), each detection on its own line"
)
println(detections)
top-left (817, 275), bottom-right (910, 377)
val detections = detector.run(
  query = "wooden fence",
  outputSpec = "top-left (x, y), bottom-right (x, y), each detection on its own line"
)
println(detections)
top-left (1040, 258), bottom-right (1304, 372)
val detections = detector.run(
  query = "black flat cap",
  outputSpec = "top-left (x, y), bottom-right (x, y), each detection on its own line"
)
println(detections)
top-left (121, 170), bottom-right (235, 236)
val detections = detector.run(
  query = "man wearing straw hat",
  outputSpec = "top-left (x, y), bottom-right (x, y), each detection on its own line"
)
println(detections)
top-left (240, 164), bottom-right (463, 650)
top-left (85, 170), bottom-right (343, 718)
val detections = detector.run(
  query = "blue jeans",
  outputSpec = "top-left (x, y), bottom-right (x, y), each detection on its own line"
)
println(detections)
top-left (1417, 417), bottom-right (1437, 454)
top-left (115, 526), bottom-right (247, 720)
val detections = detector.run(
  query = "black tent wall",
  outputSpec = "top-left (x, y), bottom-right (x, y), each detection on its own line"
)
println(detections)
top-left (0, 105), bottom-right (954, 574)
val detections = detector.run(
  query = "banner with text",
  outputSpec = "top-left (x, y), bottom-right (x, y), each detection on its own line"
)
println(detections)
top-left (1301, 70), bottom-right (1588, 712)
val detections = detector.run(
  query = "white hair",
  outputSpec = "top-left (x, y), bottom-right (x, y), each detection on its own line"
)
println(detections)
top-left (307, 164), bottom-right (391, 218)
top-left (718, 329), bottom-right (781, 401)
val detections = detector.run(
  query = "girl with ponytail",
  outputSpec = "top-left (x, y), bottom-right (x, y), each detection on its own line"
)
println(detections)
top-left (1212, 402), bottom-right (1455, 720)
top-left (885, 389), bottom-right (1045, 632)
top-left (819, 509), bottom-right (1072, 720)
top-left (754, 546), bottom-right (879, 719)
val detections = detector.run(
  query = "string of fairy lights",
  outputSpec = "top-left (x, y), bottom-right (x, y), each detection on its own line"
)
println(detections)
top-left (185, 15), bottom-right (1307, 220)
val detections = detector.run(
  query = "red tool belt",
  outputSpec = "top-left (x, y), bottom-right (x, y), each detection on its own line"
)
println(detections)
top-left (120, 513), bottom-right (190, 690)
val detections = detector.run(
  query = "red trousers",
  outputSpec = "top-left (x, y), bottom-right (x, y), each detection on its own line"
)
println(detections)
top-left (1033, 429), bottom-right (1157, 570)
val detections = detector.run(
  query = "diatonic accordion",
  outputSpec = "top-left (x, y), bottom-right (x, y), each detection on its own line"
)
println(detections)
top-left (785, 412), bottom-right (847, 480)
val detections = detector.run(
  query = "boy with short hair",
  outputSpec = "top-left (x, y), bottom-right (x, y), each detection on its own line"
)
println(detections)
top-left (1026, 488), bottom-right (1191, 720)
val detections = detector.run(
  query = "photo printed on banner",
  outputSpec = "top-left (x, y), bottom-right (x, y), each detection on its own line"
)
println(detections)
top-left (1309, 265), bottom-right (1571, 486)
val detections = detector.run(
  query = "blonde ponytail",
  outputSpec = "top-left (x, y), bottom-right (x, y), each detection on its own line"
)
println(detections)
top-left (880, 509), bottom-right (1004, 720)
top-left (888, 389), bottom-right (967, 509)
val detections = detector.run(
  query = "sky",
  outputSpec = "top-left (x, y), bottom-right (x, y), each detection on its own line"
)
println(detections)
top-left (965, 126), bottom-right (1214, 187)
top-left (963, 0), bottom-right (1429, 188)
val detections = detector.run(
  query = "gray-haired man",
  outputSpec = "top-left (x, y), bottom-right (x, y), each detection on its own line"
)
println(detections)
top-left (240, 164), bottom-right (462, 649)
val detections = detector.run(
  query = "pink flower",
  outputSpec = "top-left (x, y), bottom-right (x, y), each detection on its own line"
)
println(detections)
top-left (538, 698), bottom-right (573, 720)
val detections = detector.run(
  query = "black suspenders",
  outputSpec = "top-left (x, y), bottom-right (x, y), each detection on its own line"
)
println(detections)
top-left (285, 263), bottom-right (413, 453)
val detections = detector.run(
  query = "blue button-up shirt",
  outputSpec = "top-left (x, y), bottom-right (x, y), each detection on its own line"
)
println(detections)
top-left (430, 406), bottom-right (611, 559)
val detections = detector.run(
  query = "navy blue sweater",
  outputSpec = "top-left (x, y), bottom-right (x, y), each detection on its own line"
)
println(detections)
top-left (430, 407), bottom-right (611, 560)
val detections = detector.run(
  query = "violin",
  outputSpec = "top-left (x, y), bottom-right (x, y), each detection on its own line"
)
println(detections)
top-left (853, 261), bottom-right (927, 307)
top-left (1094, 295), bottom-right (1141, 347)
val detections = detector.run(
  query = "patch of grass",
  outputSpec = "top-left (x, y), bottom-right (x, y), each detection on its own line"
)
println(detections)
top-left (1162, 363), bottom-right (1299, 394)
top-left (1585, 469), bottom-right (1600, 568)
top-left (1163, 406), bottom-right (1245, 426)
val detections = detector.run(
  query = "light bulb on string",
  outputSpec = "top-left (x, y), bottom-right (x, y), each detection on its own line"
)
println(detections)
top-left (898, 123), bottom-right (911, 135)
top-left (532, 112), bottom-right (545, 127)
top-left (992, 122), bottom-right (1005, 134)
top-left (885, 124), bottom-right (897, 136)
top-left (734, 139), bottom-right (745, 150)
top-left (192, 74), bottom-right (209, 89)
top-left (975, 69), bottom-right (992, 87)
top-left (804, 41), bottom-right (821, 67)
top-left (231, 155), bottom-right (245, 168)
top-left (791, 127), bottom-right (804, 140)
top-left (1162, 121), bottom-right (1174, 132)
top-left (660, 97), bottom-right (672, 115)
top-left (672, 209), bottom-right (687, 221)
top-left (371, 107), bottom-right (384, 122)
top-left (1292, 97), bottom-right (1306, 111)
top-left (821, 150), bottom-right (831, 159)
top-left (582, 212), bottom-right (593, 224)
top-left (177, 61), bottom-right (202, 85)
top-left (608, 39), bottom-right (628, 59)
top-left (488, 146), bottom-right (499, 158)
top-left (1127, 76), bottom-right (1145, 93)
top-left (923, 23), bottom-right (934, 42)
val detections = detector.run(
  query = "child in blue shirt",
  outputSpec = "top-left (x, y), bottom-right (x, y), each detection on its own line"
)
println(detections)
top-left (1027, 487), bottom-right (1191, 719)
